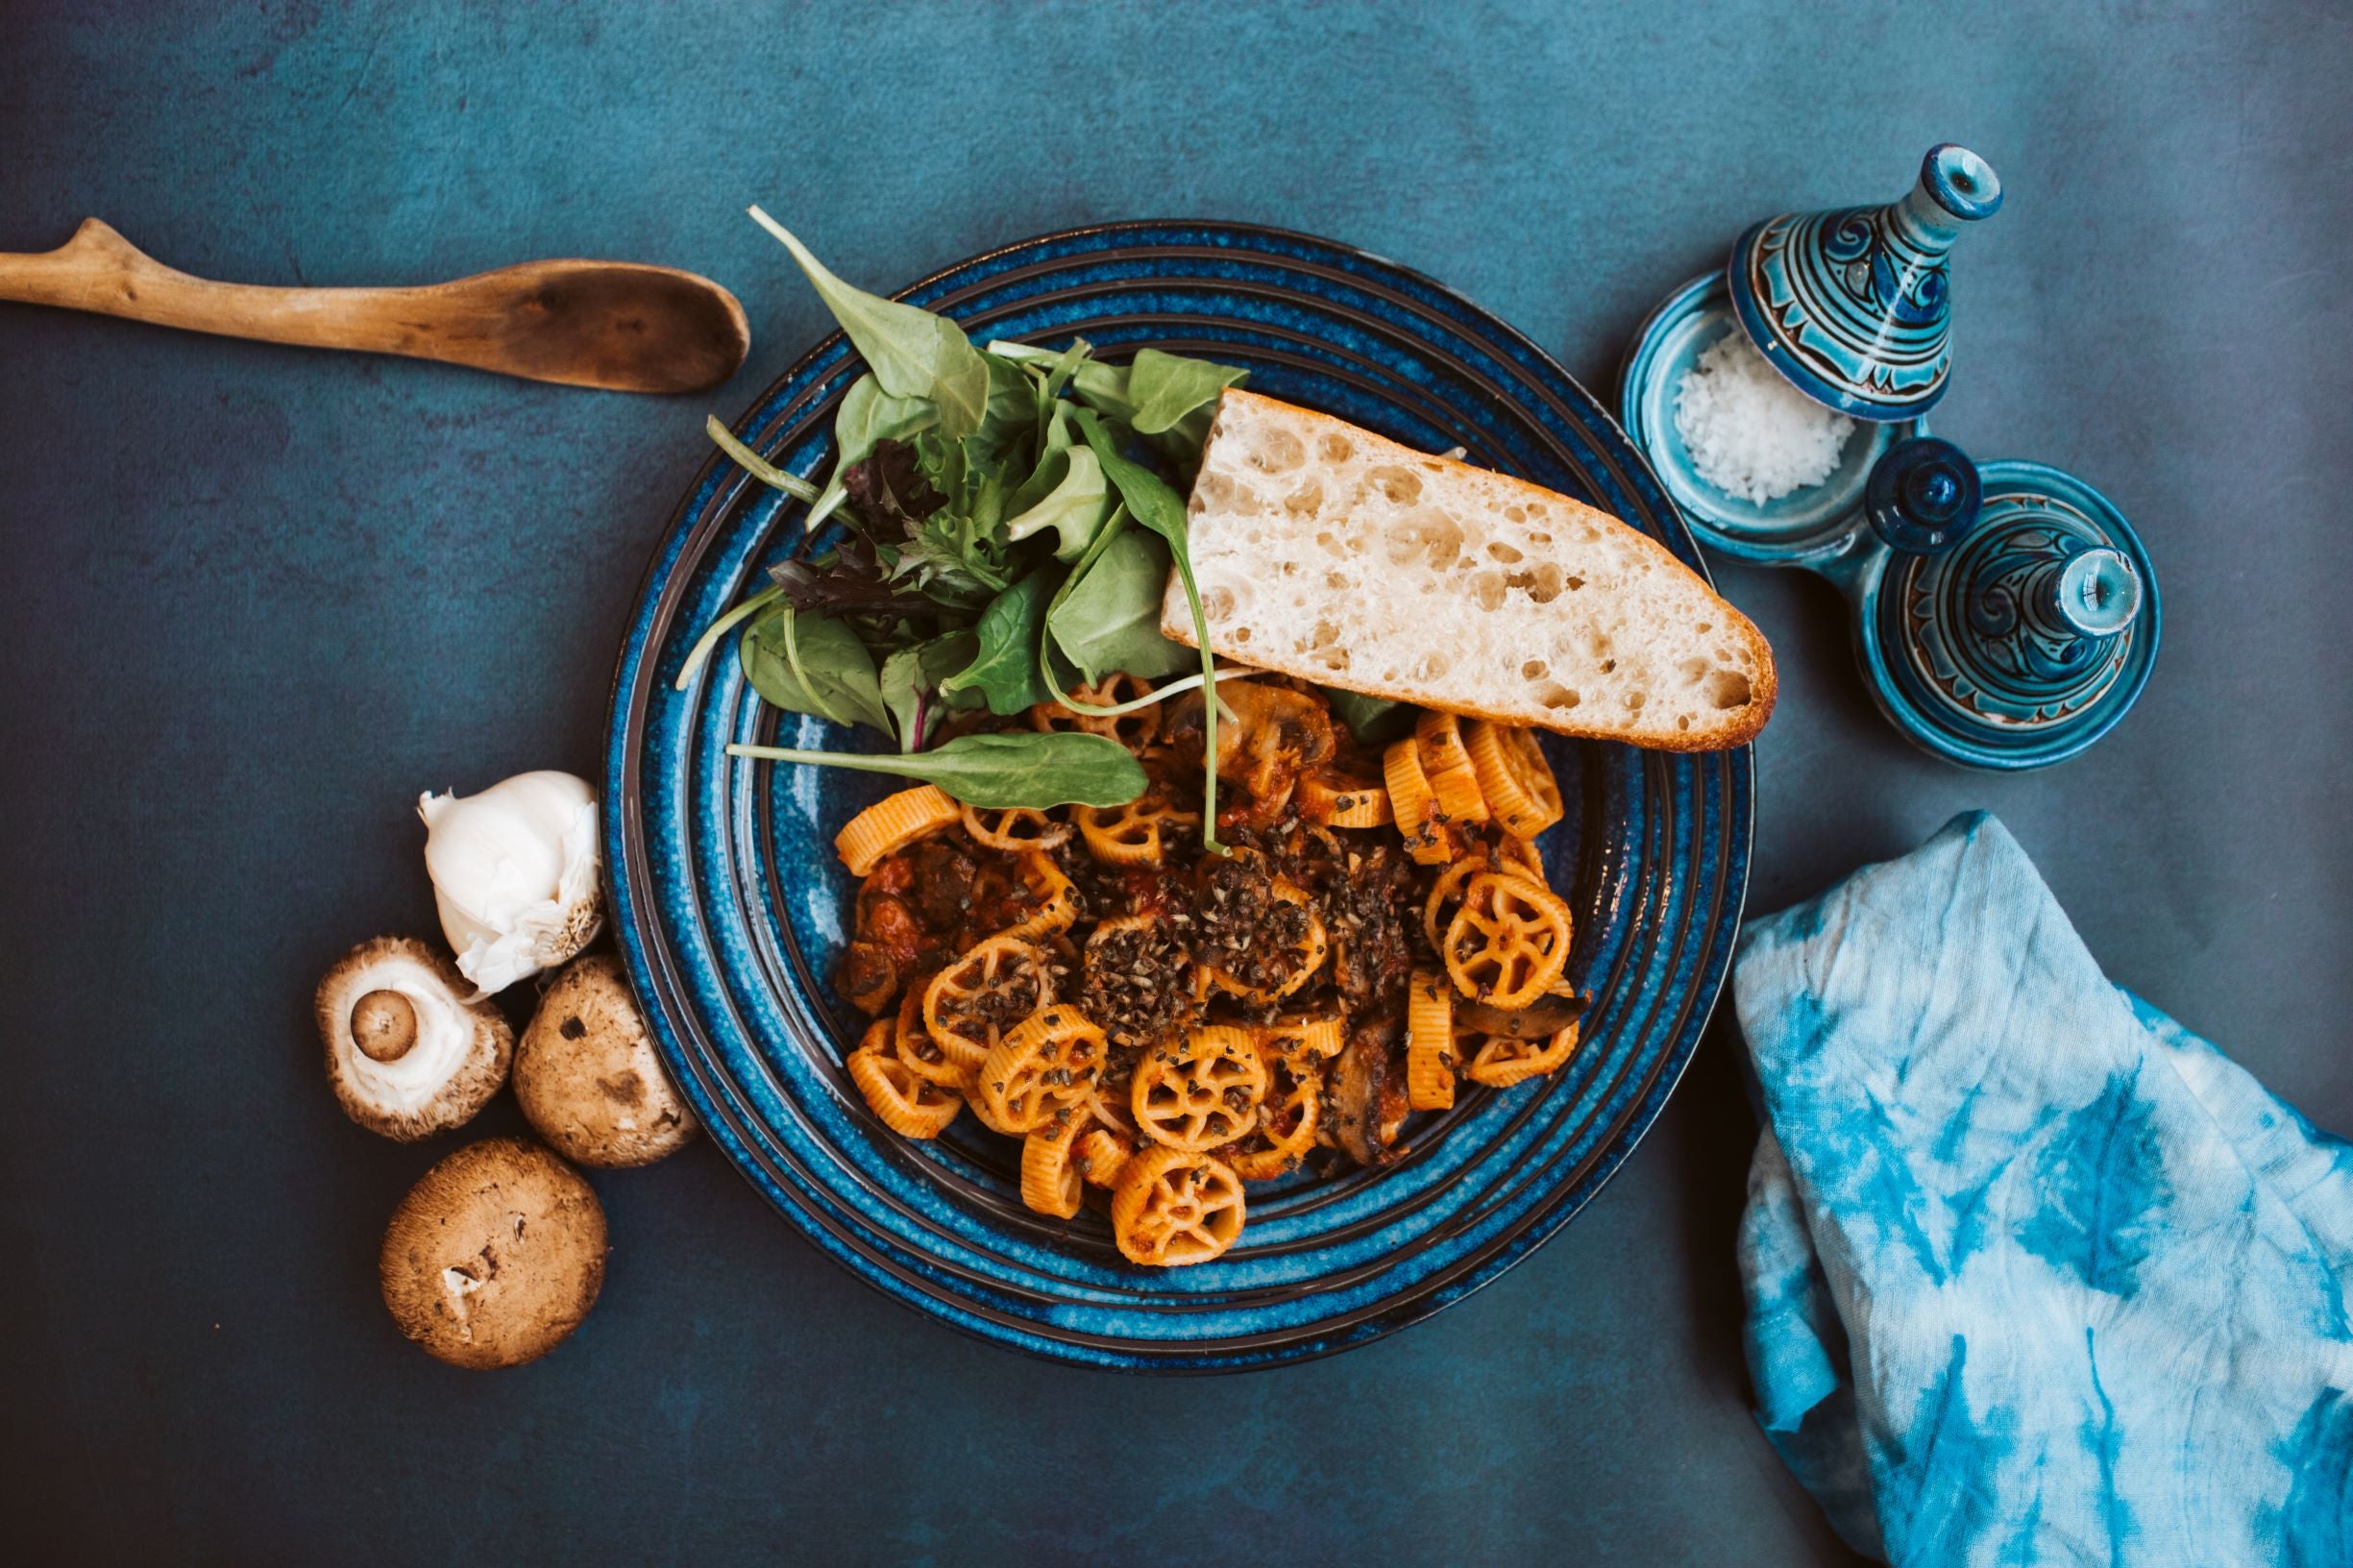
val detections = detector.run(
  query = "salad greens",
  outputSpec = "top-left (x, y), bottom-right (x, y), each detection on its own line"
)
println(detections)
top-left (726, 731), bottom-right (1146, 810)
top-left (679, 209), bottom-right (1250, 845)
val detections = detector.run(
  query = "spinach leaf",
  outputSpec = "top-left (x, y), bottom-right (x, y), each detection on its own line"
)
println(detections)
top-left (1070, 409), bottom-right (1226, 851)
top-left (973, 354), bottom-right (1039, 463)
top-left (750, 208), bottom-right (991, 441)
top-left (878, 631), bottom-right (978, 752)
top-left (705, 417), bottom-right (821, 503)
top-left (1126, 348), bottom-right (1248, 437)
top-left (1048, 527), bottom-right (1193, 685)
top-left (940, 570), bottom-right (1059, 715)
top-left (808, 373), bottom-right (939, 528)
top-left (1002, 445), bottom-right (1115, 561)
top-left (738, 603), bottom-right (893, 735)
top-left (1323, 688), bottom-right (1418, 747)
top-left (728, 730), bottom-right (1145, 810)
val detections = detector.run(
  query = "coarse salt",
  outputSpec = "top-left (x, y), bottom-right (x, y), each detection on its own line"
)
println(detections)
top-left (1673, 331), bottom-right (1854, 503)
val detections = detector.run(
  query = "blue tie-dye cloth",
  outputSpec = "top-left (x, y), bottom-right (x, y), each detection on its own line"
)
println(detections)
top-left (1734, 812), bottom-right (2353, 1566)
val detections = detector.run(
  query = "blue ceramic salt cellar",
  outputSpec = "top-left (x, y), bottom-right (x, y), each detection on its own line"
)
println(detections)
top-left (1728, 144), bottom-right (2002, 421)
top-left (1617, 146), bottom-right (2160, 770)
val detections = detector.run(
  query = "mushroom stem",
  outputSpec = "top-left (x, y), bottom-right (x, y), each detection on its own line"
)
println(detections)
top-left (352, 989), bottom-right (421, 1063)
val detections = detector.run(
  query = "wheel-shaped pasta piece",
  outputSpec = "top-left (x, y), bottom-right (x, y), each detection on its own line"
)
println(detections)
top-left (1464, 721), bottom-right (1563, 837)
top-left (1255, 1014), bottom-right (1345, 1063)
top-left (1076, 796), bottom-right (1197, 868)
top-left (997, 852), bottom-right (1081, 941)
top-left (1032, 674), bottom-right (1163, 754)
top-left (1198, 877), bottom-right (1328, 1005)
top-left (974, 1004), bottom-right (1104, 1136)
top-left (834, 786), bottom-right (963, 877)
top-left (1464, 1020), bottom-right (1581, 1088)
top-left (1422, 852), bottom-right (1493, 951)
top-left (1442, 872), bottom-right (1573, 1008)
top-left (1382, 738), bottom-right (1452, 865)
top-left (846, 1017), bottom-right (963, 1139)
top-left (1019, 1113), bottom-right (1091, 1218)
top-left (1228, 1062), bottom-right (1322, 1181)
top-left (1074, 1125), bottom-right (1137, 1187)
top-left (1298, 769), bottom-right (1393, 828)
top-left (1132, 1024), bottom-right (1267, 1152)
top-left (1111, 1146), bottom-right (1247, 1266)
top-left (960, 802), bottom-right (1072, 853)
top-left (895, 990), bottom-right (965, 1088)
top-left (1414, 710), bottom-right (1490, 826)
top-left (923, 934), bottom-right (1054, 1075)
top-left (1405, 969), bottom-right (1458, 1112)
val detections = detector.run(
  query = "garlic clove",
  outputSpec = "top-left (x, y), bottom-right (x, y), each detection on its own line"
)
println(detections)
top-left (418, 770), bottom-right (602, 996)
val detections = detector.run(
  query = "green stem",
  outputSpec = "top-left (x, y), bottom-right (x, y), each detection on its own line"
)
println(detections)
top-left (674, 585), bottom-right (784, 691)
top-left (725, 745), bottom-right (919, 772)
top-left (705, 416), bottom-right (821, 504)
top-left (1047, 667), bottom-right (1256, 718)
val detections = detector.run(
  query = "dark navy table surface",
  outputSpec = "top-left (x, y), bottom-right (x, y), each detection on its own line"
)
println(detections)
top-left (4, 5), bottom-right (2347, 1564)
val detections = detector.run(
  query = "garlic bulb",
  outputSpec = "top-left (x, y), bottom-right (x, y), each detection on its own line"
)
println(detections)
top-left (418, 770), bottom-right (601, 995)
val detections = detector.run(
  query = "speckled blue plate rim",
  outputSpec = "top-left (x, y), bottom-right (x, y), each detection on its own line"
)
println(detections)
top-left (604, 221), bottom-right (1755, 1371)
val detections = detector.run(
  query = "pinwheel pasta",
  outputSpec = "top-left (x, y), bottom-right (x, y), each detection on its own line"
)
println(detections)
top-left (1443, 871), bottom-right (1572, 1008)
top-left (1112, 1147), bottom-right (1247, 1266)
top-left (960, 802), bottom-right (1072, 853)
top-left (825, 683), bottom-right (1592, 1265)
top-left (846, 1017), bottom-right (963, 1139)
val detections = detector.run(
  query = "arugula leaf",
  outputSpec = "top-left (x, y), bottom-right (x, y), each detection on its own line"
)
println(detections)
top-left (739, 603), bottom-right (893, 734)
top-left (728, 730), bottom-right (1146, 810)
top-left (878, 631), bottom-right (978, 752)
top-left (749, 208), bottom-right (991, 440)
top-left (990, 339), bottom-right (1243, 474)
top-left (1322, 688), bottom-right (1418, 747)
top-left (1126, 349), bottom-right (1248, 437)
top-left (1069, 409), bottom-right (1226, 851)
top-left (1048, 527), bottom-right (1194, 685)
top-left (940, 570), bottom-right (1059, 715)
top-left (1002, 446), bottom-right (1115, 561)
top-left (807, 373), bottom-right (938, 528)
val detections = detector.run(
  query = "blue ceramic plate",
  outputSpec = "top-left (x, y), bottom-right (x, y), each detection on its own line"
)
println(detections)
top-left (605, 223), bottom-right (1752, 1370)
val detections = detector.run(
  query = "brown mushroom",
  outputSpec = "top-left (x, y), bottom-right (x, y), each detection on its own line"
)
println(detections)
top-left (379, 1137), bottom-right (607, 1370)
top-left (316, 935), bottom-right (511, 1140)
top-left (514, 954), bottom-right (697, 1168)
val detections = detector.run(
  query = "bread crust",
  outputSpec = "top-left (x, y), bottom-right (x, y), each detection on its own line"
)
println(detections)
top-left (1161, 390), bottom-right (1777, 750)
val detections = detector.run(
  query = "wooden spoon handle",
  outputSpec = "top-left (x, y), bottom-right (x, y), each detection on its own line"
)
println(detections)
top-left (0, 219), bottom-right (749, 394)
top-left (0, 218), bottom-right (447, 351)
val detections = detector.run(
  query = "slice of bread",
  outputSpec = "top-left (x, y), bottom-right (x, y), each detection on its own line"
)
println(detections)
top-left (1160, 390), bottom-right (1777, 750)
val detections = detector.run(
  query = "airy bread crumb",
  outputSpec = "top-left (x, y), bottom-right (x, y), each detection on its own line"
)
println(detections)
top-left (1161, 390), bottom-right (1777, 750)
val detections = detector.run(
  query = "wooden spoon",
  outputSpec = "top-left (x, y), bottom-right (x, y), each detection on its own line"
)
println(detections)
top-left (0, 218), bottom-right (749, 394)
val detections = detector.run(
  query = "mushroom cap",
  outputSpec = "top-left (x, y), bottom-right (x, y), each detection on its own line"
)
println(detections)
top-left (515, 954), bottom-right (697, 1168)
top-left (379, 1137), bottom-right (607, 1370)
top-left (317, 935), bottom-right (512, 1141)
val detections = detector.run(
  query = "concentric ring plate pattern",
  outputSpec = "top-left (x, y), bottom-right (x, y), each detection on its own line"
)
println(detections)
top-left (605, 222), bottom-right (1752, 1370)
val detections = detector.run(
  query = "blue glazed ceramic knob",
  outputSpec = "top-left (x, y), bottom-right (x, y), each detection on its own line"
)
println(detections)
top-left (1728, 144), bottom-right (2002, 422)
top-left (1865, 435), bottom-right (1981, 554)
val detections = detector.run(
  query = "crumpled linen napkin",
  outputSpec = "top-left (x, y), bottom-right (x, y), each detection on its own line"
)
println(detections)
top-left (1735, 811), bottom-right (2353, 1566)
